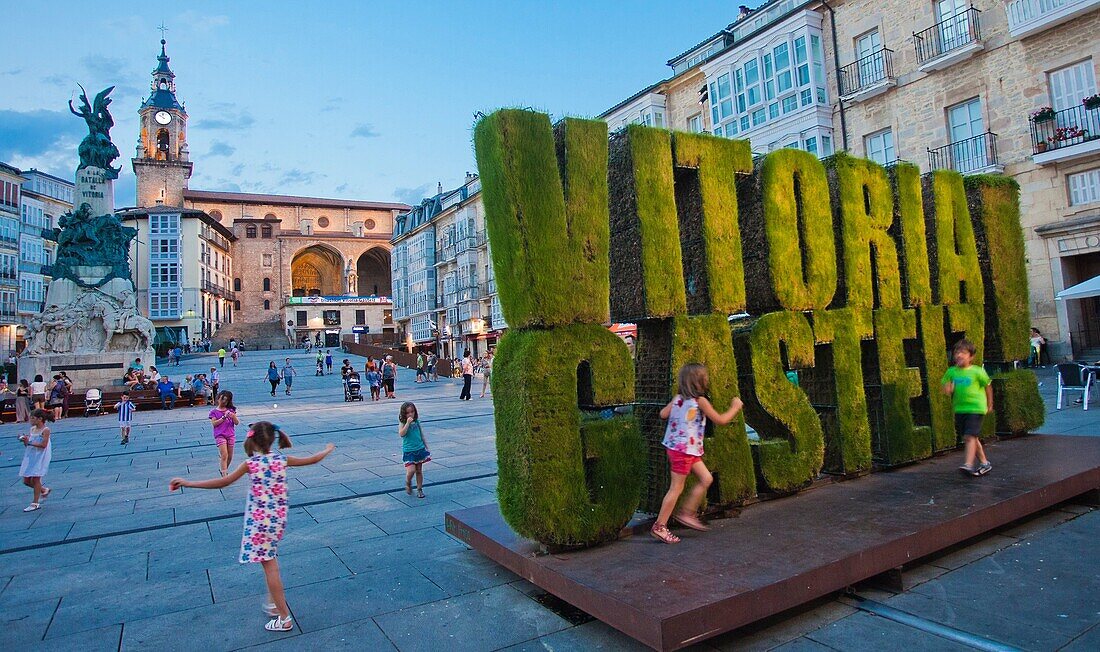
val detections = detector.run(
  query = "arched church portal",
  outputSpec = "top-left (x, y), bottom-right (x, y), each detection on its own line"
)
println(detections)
top-left (357, 247), bottom-right (391, 297)
top-left (291, 245), bottom-right (344, 296)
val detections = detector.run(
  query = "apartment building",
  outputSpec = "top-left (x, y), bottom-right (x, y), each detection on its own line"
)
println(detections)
top-left (602, 0), bottom-right (835, 157)
top-left (0, 163), bottom-right (21, 352)
top-left (119, 205), bottom-right (236, 345)
top-left (18, 170), bottom-right (68, 328)
top-left (824, 0), bottom-right (1100, 357)
top-left (392, 174), bottom-right (505, 360)
top-left (600, 0), bottom-right (1100, 358)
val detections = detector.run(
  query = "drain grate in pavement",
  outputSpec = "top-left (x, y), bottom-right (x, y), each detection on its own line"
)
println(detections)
top-left (533, 592), bottom-right (595, 626)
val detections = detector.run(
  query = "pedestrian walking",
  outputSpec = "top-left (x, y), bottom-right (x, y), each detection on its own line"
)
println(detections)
top-left (459, 350), bottom-right (474, 401)
top-left (266, 361), bottom-right (281, 397)
top-left (115, 391), bottom-right (135, 445)
top-left (58, 372), bottom-right (73, 418)
top-left (30, 374), bottom-right (47, 411)
top-left (652, 363), bottom-right (743, 544)
top-left (218, 347), bottom-right (226, 368)
top-left (209, 367), bottom-right (220, 397)
top-left (281, 359), bottom-right (296, 396)
top-left (15, 379), bottom-right (31, 423)
top-left (232, 346), bottom-right (241, 367)
top-left (169, 423), bottom-right (334, 632)
top-left (942, 339), bottom-right (993, 477)
top-left (209, 391), bottom-right (239, 477)
top-left (427, 352), bottom-right (437, 382)
top-left (19, 409), bottom-right (54, 512)
top-left (480, 350), bottom-right (493, 398)
top-left (325, 350), bottom-right (333, 374)
top-left (415, 352), bottom-right (426, 383)
top-left (315, 350), bottom-right (324, 376)
top-left (399, 402), bottom-right (431, 498)
top-left (382, 355), bottom-right (397, 398)
top-left (47, 375), bottom-right (68, 421)
top-left (366, 363), bottom-right (382, 401)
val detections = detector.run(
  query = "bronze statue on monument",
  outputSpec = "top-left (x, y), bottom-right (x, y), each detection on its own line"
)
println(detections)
top-left (19, 86), bottom-right (155, 386)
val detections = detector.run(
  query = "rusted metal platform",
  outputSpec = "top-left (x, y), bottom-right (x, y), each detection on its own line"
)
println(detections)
top-left (445, 435), bottom-right (1100, 651)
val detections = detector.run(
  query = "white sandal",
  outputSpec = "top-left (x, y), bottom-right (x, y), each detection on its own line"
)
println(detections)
top-left (262, 602), bottom-right (278, 617)
top-left (40, 488), bottom-right (51, 500)
top-left (265, 615), bottom-right (293, 631)
top-left (23, 503), bottom-right (40, 512)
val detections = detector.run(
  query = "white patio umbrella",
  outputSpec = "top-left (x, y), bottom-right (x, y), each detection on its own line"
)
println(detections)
top-left (1056, 275), bottom-right (1100, 300)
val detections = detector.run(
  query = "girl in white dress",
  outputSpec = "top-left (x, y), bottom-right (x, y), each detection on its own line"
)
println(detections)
top-left (19, 409), bottom-right (54, 512)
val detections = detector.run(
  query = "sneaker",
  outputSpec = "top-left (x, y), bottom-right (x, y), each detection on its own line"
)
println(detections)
top-left (976, 462), bottom-right (992, 476)
top-left (958, 464), bottom-right (975, 476)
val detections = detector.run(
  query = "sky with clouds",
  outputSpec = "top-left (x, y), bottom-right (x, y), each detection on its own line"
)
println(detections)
top-left (2, 1), bottom-right (764, 207)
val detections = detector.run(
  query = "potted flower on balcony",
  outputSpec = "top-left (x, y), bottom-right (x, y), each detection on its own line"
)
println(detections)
top-left (1030, 106), bottom-right (1057, 122)
top-left (1084, 94), bottom-right (1100, 111)
top-left (1036, 139), bottom-right (1049, 153)
top-left (1049, 126), bottom-right (1089, 143)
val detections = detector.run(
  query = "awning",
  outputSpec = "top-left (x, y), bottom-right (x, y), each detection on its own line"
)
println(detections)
top-left (1056, 275), bottom-right (1100, 300)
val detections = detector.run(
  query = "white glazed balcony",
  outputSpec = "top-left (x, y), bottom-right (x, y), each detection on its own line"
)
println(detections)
top-left (1006, 0), bottom-right (1100, 39)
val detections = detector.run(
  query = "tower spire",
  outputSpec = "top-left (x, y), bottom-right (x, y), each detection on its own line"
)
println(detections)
top-left (143, 38), bottom-right (182, 111)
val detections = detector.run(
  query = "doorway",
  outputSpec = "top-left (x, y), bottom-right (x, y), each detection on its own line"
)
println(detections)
top-left (1062, 251), bottom-right (1100, 355)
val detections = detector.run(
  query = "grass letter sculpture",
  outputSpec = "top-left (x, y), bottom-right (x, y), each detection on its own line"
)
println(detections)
top-left (473, 109), bottom-right (1044, 548)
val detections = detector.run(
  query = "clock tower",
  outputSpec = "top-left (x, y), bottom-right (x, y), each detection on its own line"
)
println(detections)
top-left (132, 39), bottom-right (192, 208)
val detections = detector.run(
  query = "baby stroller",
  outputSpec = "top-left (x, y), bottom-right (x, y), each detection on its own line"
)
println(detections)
top-left (84, 388), bottom-right (103, 417)
top-left (344, 372), bottom-right (364, 402)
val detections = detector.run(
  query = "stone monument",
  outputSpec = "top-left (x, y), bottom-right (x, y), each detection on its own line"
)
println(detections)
top-left (18, 86), bottom-right (155, 389)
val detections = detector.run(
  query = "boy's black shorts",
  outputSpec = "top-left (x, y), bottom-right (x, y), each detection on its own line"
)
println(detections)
top-left (955, 413), bottom-right (984, 437)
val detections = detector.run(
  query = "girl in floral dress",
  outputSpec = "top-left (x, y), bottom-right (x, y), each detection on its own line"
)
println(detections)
top-left (170, 422), bottom-right (335, 632)
top-left (652, 363), bottom-right (744, 544)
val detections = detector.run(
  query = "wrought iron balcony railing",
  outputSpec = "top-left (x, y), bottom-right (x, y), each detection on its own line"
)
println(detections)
top-left (914, 7), bottom-right (981, 65)
top-left (1030, 103), bottom-right (1100, 154)
top-left (838, 48), bottom-right (894, 97)
top-left (927, 132), bottom-right (1000, 173)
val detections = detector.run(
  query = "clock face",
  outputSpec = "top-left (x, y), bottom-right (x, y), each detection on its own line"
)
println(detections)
top-left (154, 111), bottom-right (172, 125)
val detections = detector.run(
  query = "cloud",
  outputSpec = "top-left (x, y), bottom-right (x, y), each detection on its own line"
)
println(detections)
top-left (43, 74), bottom-right (71, 89)
top-left (350, 123), bottom-right (380, 138)
top-left (81, 54), bottom-right (127, 80)
top-left (1, 68), bottom-right (23, 76)
top-left (230, 163), bottom-right (245, 176)
top-left (320, 97), bottom-right (344, 113)
top-left (207, 140), bottom-right (235, 157)
top-left (392, 182), bottom-right (436, 206)
top-left (334, 182), bottom-right (350, 193)
top-left (279, 168), bottom-right (323, 186)
top-left (174, 10), bottom-right (230, 32)
top-left (194, 109), bottom-right (255, 130)
top-left (208, 179), bottom-right (242, 193)
top-left (0, 109), bottom-right (85, 162)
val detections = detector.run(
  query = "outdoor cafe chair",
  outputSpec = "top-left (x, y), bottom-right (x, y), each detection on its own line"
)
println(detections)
top-left (1056, 363), bottom-right (1093, 410)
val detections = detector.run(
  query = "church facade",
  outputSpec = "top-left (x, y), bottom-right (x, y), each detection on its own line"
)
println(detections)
top-left (124, 41), bottom-right (406, 348)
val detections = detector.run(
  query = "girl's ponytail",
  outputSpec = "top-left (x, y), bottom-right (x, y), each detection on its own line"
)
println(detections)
top-left (277, 428), bottom-right (292, 450)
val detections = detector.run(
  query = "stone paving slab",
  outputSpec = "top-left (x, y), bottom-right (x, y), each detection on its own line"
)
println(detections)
top-left (372, 584), bottom-right (573, 651)
top-left (1, 351), bottom-right (1097, 650)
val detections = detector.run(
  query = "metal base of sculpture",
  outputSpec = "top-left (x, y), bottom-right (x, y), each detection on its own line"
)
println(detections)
top-left (19, 98), bottom-right (156, 389)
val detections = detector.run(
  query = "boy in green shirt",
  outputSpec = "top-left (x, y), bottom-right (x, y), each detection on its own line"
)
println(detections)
top-left (941, 339), bottom-right (993, 477)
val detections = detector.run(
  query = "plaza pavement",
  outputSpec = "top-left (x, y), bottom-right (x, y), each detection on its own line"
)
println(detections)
top-left (0, 354), bottom-right (1096, 650)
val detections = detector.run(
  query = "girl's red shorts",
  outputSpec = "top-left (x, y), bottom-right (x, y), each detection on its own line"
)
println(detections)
top-left (666, 448), bottom-right (702, 475)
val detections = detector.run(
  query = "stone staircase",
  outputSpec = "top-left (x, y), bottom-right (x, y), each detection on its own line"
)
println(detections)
top-left (212, 320), bottom-right (291, 350)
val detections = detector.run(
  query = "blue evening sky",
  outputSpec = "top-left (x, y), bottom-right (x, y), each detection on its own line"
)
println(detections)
top-left (1, 1), bottom-right (765, 207)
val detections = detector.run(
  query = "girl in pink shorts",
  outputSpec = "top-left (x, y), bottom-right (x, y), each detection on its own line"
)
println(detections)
top-left (209, 390), bottom-right (240, 476)
top-left (652, 363), bottom-right (743, 544)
